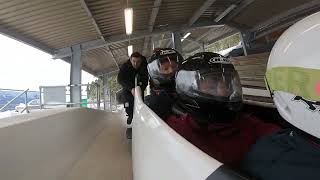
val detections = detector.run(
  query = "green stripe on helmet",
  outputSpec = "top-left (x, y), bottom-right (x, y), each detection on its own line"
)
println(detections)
top-left (266, 67), bottom-right (320, 101)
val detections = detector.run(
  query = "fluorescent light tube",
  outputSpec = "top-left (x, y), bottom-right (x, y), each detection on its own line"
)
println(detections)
top-left (128, 45), bottom-right (133, 56)
top-left (124, 8), bottom-right (133, 35)
top-left (181, 32), bottom-right (191, 42)
top-left (183, 32), bottom-right (191, 39)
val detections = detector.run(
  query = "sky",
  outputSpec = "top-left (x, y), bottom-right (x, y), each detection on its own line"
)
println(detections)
top-left (0, 34), bottom-right (97, 91)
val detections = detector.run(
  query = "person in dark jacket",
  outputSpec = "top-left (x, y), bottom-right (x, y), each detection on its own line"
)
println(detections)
top-left (144, 48), bottom-right (184, 120)
top-left (166, 52), bottom-right (281, 168)
top-left (117, 52), bottom-right (148, 124)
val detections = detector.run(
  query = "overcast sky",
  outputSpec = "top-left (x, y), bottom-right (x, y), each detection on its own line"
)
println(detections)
top-left (0, 34), bottom-right (97, 91)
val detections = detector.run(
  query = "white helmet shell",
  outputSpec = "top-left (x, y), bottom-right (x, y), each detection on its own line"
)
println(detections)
top-left (266, 11), bottom-right (320, 138)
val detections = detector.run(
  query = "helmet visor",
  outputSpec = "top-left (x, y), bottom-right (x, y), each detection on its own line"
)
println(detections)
top-left (148, 54), bottom-right (181, 85)
top-left (176, 69), bottom-right (242, 102)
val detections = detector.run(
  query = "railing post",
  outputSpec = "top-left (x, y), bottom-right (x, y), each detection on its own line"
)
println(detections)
top-left (114, 92), bottom-right (117, 112)
top-left (25, 91), bottom-right (29, 113)
top-left (39, 87), bottom-right (42, 110)
top-left (200, 42), bottom-right (205, 52)
top-left (102, 74), bottom-right (110, 111)
top-left (240, 31), bottom-right (254, 56)
top-left (96, 83), bottom-right (100, 110)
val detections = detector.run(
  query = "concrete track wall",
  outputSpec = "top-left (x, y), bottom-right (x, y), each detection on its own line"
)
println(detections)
top-left (0, 108), bottom-right (106, 180)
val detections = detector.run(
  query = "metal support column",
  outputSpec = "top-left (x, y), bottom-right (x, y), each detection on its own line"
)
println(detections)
top-left (200, 42), bottom-right (205, 52)
top-left (103, 74), bottom-right (110, 111)
top-left (109, 85), bottom-right (112, 111)
top-left (152, 36), bottom-right (160, 49)
top-left (172, 31), bottom-right (183, 54)
top-left (240, 32), bottom-right (254, 56)
top-left (70, 44), bottom-right (82, 107)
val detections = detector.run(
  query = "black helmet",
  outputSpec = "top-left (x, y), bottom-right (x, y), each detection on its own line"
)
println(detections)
top-left (175, 52), bottom-right (242, 123)
top-left (148, 48), bottom-right (184, 89)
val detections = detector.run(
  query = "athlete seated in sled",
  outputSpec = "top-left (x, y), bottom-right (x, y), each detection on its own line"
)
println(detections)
top-left (242, 11), bottom-right (320, 180)
top-left (165, 52), bottom-right (281, 168)
top-left (144, 48), bottom-right (183, 120)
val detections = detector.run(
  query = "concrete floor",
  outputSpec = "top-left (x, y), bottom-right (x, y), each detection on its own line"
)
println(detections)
top-left (64, 111), bottom-right (132, 180)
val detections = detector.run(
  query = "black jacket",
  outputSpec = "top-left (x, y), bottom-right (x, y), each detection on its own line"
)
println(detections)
top-left (242, 129), bottom-right (320, 180)
top-left (117, 58), bottom-right (148, 92)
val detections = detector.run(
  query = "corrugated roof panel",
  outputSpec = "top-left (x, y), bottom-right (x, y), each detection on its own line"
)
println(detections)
top-left (87, 0), bottom-right (125, 37)
top-left (233, 0), bottom-right (314, 27)
top-left (0, 0), bottom-right (79, 22)
top-left (155, 0), bottom-right (206, 27)
top-left (87, 0), bottom-right (153, 37)
top-left (200, 0), bottom-right (238, 18)
top-left (0, 0), bottom-right (100, 50)
top-left (130, 0), bottom-right (153, 31)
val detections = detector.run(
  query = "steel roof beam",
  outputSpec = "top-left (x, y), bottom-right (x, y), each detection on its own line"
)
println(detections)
top-left (167, 0), bottom-right (218, 48)
top-left (80, 0), bottom-right (104, 41)
top-left (183, 28), bottom-right (214, 50)
top-left (143, 0), bottom-right (162, 56)
top-left (142, 37), bottom-right (150, 55)
top-left (0, 25), bottom-right (54, 55)
top-left (251, 0), bottom-right (320, 34)
top-left (223, 0), bottom-right (256, 22)
top-left (184, 37), bottom-right (202, 45)
top-left (148, 0), bottom-right (162, 33)
top-left (159, 33), bottom-right (167, 48)
top-left (205, 30), bottom-right (238, 46)
top-left (80, 0), bottom-right (119, 70)
top-left (188, 0), bottom-right (219, 27)
top-left (53, 20), bottom-right (223, 59)
top-left (185, 30), bottom-right (238, 54)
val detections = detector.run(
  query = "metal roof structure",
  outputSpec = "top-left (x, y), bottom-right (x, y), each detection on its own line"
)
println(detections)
top-left (0, 0), bottom-right (319, 76)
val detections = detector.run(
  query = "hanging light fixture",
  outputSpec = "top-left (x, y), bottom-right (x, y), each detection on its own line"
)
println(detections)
top-left (181, 32), bottom-right (191, 42)
top-left (128, 45), bottom-right (133, 56)
top-left (124, 8), bottom-right (133, 35)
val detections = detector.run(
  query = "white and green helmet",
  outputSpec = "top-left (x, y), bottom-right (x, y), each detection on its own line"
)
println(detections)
top-left (266, 11), bottom-right (320, 138)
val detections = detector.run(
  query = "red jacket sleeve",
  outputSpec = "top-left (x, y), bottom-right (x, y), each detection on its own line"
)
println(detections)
top-left (244, 114), bottom-right (282, 139)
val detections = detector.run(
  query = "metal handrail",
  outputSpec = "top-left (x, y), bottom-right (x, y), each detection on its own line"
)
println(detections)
top-left (0, 89), bottom-right (29, 112)
top-left (39, 83), bottom-right (103, 109)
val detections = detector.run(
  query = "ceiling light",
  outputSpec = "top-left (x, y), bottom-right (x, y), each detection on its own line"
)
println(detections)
top-left (128, 45), bottom-right (133, 56)
top-left (183, 32), bottom-right (191, 39)
top-left (124, 8), bottom-right (133, 35)
top-left (181, 32), bottom-right (191, 42)
top-left (215, 4), bottom-right (237, 22)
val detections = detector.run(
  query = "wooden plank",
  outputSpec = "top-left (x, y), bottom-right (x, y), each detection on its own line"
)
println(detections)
top-left (230, 52), bottom-right (270, 62)
top-left (234, 64), bottom-right (266, 71)
top-left (244, 95), bottom-right (274, 103)
top-left (240, 80), bottom-right (266, 88)
top-left (237, 71), bottom-right (265, 78)
top-left (240, 76), bottom-right (264, 81)
top-left (232, 59), bottom-right (268, 66)
top-left (241, 84), bottom-right (267, 90)
top-left (243, 99), bottom-right (275, 108)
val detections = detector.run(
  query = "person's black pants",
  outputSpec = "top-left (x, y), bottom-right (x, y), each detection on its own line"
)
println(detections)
top-left (124, 89), bottom-right (145, 124)
top-left (124, 90), bottom-right (134, 118)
